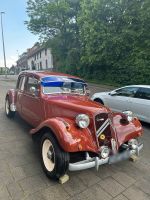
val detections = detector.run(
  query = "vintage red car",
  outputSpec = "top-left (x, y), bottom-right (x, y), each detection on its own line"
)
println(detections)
top-left (5, 71), bottom-right (143, 180)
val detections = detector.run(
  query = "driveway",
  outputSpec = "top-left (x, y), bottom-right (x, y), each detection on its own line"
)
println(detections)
top-left (0, 76), bottom-right (150, 200)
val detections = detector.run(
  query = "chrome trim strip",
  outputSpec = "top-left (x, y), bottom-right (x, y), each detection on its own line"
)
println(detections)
top-left (97, 122), bottom-right (109, 137)
top-left (96, 119), bottom-right (109, 136)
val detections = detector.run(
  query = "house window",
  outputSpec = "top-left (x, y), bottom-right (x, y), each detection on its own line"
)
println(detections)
top-left (46, 59), bottom-right (48, 69)
top-left (31, 60), bottom-right (35, 70)
top-left (40, 61), bottom-right (42, 70)
top-left (45, 49), bottom-right (47, 56)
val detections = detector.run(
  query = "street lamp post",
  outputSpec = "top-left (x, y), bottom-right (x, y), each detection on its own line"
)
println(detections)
top-left (0, 12), bottom-right (7, 78)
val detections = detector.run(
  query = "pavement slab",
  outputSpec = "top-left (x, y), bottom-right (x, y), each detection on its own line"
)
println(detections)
top-left (112, 172), bottom-right (136, 188)
top-left (113, 194), bottom-right (128, 200)
top-left (123, 185), bottom-right (150, 200)
top-left (69, 183), bottom-right (112, 200)
top-left (98, 177), bottom-right (125, 197)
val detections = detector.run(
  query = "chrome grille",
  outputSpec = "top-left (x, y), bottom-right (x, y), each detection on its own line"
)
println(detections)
top-left (95, 113), bottom-right (108, 131)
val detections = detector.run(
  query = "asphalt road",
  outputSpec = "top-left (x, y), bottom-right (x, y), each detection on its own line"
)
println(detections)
top-left (0, 76), bottom-right (150, 200)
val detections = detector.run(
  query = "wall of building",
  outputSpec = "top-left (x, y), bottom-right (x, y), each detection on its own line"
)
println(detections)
top-left (16, 52), bottom-right (28, 73)
top-left (27, 48), bottom-right (53, 71)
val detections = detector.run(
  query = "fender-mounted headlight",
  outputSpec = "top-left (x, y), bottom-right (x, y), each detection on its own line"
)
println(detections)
top-left (122, 111), bottom-right (134, 122)
top-left (76, 114), bottom-right (90, 129)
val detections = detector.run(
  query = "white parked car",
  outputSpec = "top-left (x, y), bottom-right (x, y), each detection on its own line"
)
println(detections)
top-left (91, 85), bottom-right (150, 123)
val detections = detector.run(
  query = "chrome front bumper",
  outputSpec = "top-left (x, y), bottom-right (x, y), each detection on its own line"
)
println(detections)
top-left (69, 143), bottom-right (143, 171)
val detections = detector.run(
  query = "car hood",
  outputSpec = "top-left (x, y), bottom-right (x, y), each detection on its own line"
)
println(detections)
top-left (44, 94), bottom-right (110, 119)
top-left (92, 91), bottom-right (110, 97)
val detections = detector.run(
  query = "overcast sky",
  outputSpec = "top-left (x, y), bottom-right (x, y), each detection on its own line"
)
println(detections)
top-left (0, 0), bottom-right (38, 68)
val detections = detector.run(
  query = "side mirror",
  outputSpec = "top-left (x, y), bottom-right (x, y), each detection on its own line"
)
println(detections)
top-left (30, 86), bottom-right (38, 96)
top-left (109, 91), bottom-right (117, 96)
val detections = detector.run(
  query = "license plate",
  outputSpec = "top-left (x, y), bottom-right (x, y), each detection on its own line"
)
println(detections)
top-left (109, 150), bottom-right (130, 164)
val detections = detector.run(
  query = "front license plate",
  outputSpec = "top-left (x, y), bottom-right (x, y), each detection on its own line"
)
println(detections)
top-left (109, 150), bottom-right (130, 164)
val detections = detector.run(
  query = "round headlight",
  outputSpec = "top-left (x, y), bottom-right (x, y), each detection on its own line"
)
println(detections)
top-left (100, 146), bottom-right (110, 159)
top-left (128, 139), bottom-right (138, 150)
top-left (76, 114), bottom-right (90, 129)
top-left (123, 111), bottom-right (134, 122)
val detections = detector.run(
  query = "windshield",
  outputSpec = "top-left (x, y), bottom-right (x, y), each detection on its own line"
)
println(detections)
top-left (41, 76), bottom-right (86, 95)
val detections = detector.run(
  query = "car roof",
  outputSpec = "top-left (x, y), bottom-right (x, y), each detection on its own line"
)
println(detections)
top-left (123, 85), bottom-right (150, 89)
top-left (19, 70), bottom-right (84, 81)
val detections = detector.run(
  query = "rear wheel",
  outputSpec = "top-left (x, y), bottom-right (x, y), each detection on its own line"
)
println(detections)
top-left (40, 132), bottom-right (69, 180)
top-left (5, 97), bottom-right (15, 118)
top-left (94, 98), bottom-right (104, 105)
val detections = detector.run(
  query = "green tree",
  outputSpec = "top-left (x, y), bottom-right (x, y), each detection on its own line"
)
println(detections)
top-left (78, 0), bottom-right (150, 84)
top-left (26, 0), bottom-right (80, 72)
top-left (26, 0), bottom-right (150, 85)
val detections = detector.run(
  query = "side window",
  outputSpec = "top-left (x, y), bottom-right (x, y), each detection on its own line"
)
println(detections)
top-left (135, 88), bottom-right (150, 100)
top-left (17, 76), bottom-right (26, 91)
top-left (115, 87), bottom-right (138, 97)
top-left (26, 77), bottom-right (39, 93)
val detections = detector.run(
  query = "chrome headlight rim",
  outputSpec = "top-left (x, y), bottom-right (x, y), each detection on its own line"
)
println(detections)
top-left (122, 110), bottom-right (134, 122)
top-left (76, 114), bottom-right (90, 129)
top-left (100, 146), bottom-right (110, 159)
top-left (128, 139), bottom-right (138, 150)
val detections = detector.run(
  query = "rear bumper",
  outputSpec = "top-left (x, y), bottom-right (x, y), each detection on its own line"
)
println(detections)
top-left (69, 143), bottom-right (143, 171)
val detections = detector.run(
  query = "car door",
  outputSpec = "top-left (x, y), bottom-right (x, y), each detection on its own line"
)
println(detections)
top-left (21, 76), bottom-right (44, 127)
top-left (131, 87), bottom-right (150, 123)
top-left (105, 87), bottom-right (139, 112)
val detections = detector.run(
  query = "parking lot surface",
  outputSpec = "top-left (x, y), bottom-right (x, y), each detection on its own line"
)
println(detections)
top-left (0, 76), bottom-right (150, 200)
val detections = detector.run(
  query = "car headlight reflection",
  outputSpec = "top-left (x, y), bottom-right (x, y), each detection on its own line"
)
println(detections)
top-left (128, 139), bottom-right (138, 150)
top-left (123, 111), bottom-right (134, 122)
top-left (100, 146), bottom-right (110, 159)
top-left (76, 114), bottom-right (90, 129)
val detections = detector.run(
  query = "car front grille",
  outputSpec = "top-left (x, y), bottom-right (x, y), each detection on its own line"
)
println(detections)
top-left (95, 113), bottom-right (109, 132)
top-left (95, 113), bottom-right (111, 146)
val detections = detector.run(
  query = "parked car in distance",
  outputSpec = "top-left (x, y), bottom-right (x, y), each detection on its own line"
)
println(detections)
top-left (91, 85), bottom-right (150, 123)
top-left (5, 72), bottom-right (143, 180)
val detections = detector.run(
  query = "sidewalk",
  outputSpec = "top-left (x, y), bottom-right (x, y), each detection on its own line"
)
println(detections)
top-left (0, 75), bottom-right (18, 81)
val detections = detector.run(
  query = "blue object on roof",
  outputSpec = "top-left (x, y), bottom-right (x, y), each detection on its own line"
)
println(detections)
top-left (41, 76), bottom-right (86, 87)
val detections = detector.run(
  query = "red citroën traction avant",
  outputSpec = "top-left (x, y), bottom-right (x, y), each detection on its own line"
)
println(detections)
top-left (5, 71), bottom-right (143, 180)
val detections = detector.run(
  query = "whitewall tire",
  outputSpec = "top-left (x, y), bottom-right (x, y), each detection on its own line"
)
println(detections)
top-left (5, 97), bottom-right (15, 118)
top-left (40, 132), bottom-right (69, 180)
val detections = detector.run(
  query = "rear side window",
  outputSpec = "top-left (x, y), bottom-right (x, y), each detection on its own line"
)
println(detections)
top-left (17, 76), bottom-right (26, 91)
top-left (115, 87), bottom-right (138, 97)
top-left (135, 88), bottom-right (150, 100)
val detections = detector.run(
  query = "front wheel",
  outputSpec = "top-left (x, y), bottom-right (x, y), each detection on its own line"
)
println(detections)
top-left (40, 132), bottom-right (69, 180)
top-left (5, 97), bottom-right (15, 118)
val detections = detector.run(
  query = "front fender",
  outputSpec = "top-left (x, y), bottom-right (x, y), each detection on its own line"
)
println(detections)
top-left (30, 117), bottom-right (98, 153)
top-left (112, 113), bottom-right (143, 146)
top-left (6, 89), bottom-right (17, 111)
top-left (6, 89), bottom-right (16, 104)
